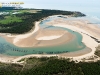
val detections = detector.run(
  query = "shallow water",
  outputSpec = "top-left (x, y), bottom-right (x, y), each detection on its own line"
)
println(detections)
top-left (0, 16), bottom-right (87, 56)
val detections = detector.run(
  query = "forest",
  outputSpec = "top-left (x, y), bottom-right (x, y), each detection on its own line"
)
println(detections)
top-left (0, 57), bottom-right (100, 75)
top-left (0, 9), bottom-right (85, 34)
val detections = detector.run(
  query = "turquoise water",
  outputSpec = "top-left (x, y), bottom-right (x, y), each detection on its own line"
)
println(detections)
top-left (0, 16), bottom-right (86, 56)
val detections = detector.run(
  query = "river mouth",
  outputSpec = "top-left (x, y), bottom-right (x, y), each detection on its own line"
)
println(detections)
top-left (0, 16), bottom-right (92, 56)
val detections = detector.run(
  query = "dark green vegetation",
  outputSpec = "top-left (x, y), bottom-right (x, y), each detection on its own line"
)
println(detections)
top-left (0, 8), bottom-right (85, 34)
top-left (95, 45), bottom-right (100, 57)
top-left (0, 57), bottom-right (100, 75)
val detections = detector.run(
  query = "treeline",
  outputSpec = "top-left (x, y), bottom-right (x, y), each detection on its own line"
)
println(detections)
top-left (0, 57), bottom-right (100, 75)
top-left (0, 9), bottom-right (85, 34)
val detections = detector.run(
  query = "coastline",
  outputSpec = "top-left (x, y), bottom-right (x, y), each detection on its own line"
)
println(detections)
top-left (52, 24), bottom-right (99, 61)
top-left (0, 15), bottom-right (100, 63)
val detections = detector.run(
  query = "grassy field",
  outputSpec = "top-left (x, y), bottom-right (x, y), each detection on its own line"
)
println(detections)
top-left (0, 15), bottom-right (22, 24)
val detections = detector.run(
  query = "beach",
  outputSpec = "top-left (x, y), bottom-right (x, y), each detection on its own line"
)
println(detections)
top-left (46, 17), bottom-right (99, 61)
top-left (0, 15), bottom-right (100, 63)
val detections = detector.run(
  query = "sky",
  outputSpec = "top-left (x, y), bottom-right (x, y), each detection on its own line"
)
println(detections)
top-left (0, 0), bottom-right (100, 9)
top-left (0, 0), bottom-right (100, 16)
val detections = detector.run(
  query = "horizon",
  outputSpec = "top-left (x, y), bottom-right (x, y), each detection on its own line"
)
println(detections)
top-left (0, 0), bottom-right (100, 10)
top-left (0, 0), bottom-right (100, 18)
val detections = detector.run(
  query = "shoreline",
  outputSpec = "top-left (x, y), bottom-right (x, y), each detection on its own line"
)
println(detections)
top-left (0, 21), bottom-right (40, 47)
top-left (0, 15), bottom-right (100, 63)
top-left (52, 24), bottom-right (99, 61)
top-left (1, 22), bottom-right (74, 47)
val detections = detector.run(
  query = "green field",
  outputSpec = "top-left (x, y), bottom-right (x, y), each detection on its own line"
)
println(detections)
top-left (0, 15), bottom-right (22, 24)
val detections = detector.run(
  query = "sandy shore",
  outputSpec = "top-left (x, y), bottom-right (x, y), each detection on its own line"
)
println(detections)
top-left (12, 31), bottom-right (74, 47)
top-left (0, 54), bottom-right (18, 63)
top-left (46, 18), bottom-right (100, 39)
top-left (1, 22), bottom-right (74, 47)
top-left (36, 29), bottom-right (67, 40)
top-left (0, 21), bottom-right (40, 45)
top-left (46, 18), bottom-right (99, 61)
top-left (53, 24), bottom-right (98, 61)
top-left (0, 15), bottom-right (100, 63)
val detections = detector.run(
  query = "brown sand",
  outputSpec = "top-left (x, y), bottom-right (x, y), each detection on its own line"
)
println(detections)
top-left (46, 18), bottom-right (100, 39)
top-left (58, 47), bottom-right (92, 57)
top-left (12, 29), bottom-right (74, 47)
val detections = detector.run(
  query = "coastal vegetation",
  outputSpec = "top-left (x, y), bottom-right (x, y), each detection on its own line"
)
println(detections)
top-left (0, 57), bottom-right (100, 75)
top-left (95, 45), bottom-right (100, 57)
top-left (0, 8), bottom-right (85, 34)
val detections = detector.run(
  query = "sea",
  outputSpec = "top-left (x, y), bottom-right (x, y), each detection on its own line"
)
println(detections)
top-left (63, 4), bottom-right (100, 25)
